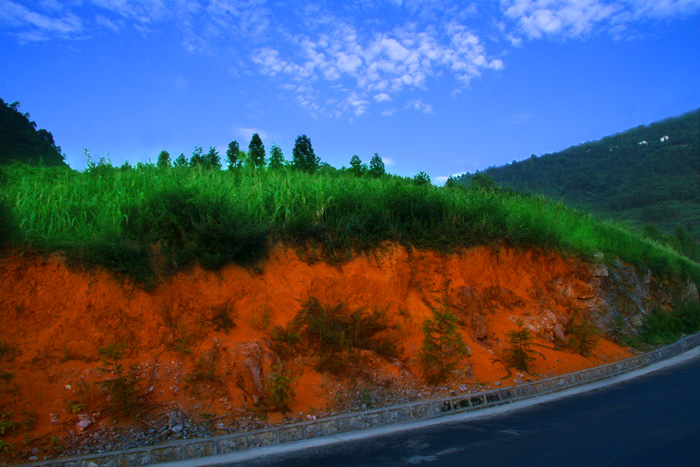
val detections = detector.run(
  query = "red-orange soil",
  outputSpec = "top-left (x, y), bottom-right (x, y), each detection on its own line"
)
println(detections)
top-left (0, 244), bottom-right (634, 460)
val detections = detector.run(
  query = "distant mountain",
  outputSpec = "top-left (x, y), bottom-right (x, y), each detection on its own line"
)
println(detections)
top-left (456, 108), bottom-right (700, 257)
top-left (0, 98), bottom-right (66, 167)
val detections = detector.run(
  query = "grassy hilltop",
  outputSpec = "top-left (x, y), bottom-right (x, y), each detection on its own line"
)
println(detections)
top-left (2, 160), bottom-right (698, 288)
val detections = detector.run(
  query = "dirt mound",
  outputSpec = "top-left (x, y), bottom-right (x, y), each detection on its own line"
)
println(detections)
top-left (0, 244), bottom-right (635, 462)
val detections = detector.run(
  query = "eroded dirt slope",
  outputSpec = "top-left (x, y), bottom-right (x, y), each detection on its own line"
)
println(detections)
top-left (1, 244), bottom-right (659, 462)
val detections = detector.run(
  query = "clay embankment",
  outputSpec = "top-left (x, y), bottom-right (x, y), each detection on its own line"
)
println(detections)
top-left (2, 243), bottom-right (687, 461)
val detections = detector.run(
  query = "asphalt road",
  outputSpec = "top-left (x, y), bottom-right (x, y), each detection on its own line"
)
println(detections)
top-left (225, 352), bottom-right (700, 466)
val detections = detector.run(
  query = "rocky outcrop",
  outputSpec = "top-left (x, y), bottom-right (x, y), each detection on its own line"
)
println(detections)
top-left (232, 340), bottom-right (281, 406)
top-left (562, 258), bottom-right (699, 336)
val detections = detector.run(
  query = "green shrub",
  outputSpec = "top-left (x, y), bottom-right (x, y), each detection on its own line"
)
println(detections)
top-left (0, 196), bottom-right (15, 249)
top-left (0, 413), bottom-right (17, 436)
top-left (292, 298), bottom-right (397, 374)
top-left (270, 324), bottom-right (302, 361)
top-left (567, 312), bottom-right (599, 357)
top-left (504, 318), bottom-right (536, 372)
top-left (0, 440), bottom-right (15, 456)
top-left (97, 343), bottom-right (143, 419)
top-left (188, 348), bottom-right (219, 384)
top-left (77, 236), bottom-right (154, 287)
top-left (210, 301), bottom-right (236, 332)
top-left (641, 302), bottom-right (700, 345)
top-left (419, 306), bottom-right (469, 385)
top-left (264, 362), bottom-right (297, 412)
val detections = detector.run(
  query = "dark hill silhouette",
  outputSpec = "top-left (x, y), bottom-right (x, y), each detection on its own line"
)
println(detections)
top-left (456, 109), bottom-right (700, 258)
top-left (0, 98), bottom-right (66, 167)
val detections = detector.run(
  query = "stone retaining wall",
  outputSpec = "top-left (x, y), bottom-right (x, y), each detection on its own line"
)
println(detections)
top-left (23, 333), bottom-right (700, 467)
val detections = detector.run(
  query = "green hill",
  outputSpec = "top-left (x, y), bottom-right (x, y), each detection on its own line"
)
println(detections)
top-left (456, 109), bottom-right (700, 259)
top-left (0, 98), bottom-right (66, 167)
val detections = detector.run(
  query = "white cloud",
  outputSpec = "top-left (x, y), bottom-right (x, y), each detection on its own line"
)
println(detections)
top-left (500, 0), bottom-right (700, 41)
top-left (95, 14), bottom-right (120, 33)
top-left (382, 156), bottom-right (396, 166)
top-left (406, 99), bottom-right (435, 114)
top-left (0, 0), bottom-right (83, 41)
top-left (374, 93), bottom-right (392, 102)
top-left (234, 127), bottom-right (269, 142)
top-left (251, 13), bottom-right (503, 117)
top-left (5, 0), bottom-right (698, 118)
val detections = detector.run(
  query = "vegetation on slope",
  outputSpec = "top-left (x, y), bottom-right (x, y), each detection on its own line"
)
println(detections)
top-left (2, 159), bottom-right (699, 287)
top-left (455, 108), bottom-right (700, 255)
top-left (0, 99), bottom-right (66, 167)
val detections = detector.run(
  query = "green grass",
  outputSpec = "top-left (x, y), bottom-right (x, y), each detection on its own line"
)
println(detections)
top-left (1, 162), bottom-right (699, 286)
top-left (641, 302), bottom-right (700, 345)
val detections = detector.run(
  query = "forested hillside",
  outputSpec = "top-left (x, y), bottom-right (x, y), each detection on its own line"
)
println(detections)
top-left (456, 109), bottom-right (700, 257)
top-left (0, 98), bottom-right (66, 167)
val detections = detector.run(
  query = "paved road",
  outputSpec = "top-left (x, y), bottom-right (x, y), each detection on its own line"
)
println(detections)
top-left (226, 353), bottom-right (700, 466)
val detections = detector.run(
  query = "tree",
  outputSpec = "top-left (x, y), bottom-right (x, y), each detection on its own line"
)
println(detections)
top-left (264, 362), bottom-right (297, 412)
top-left (0, 98), bottom-right (66, 167)
top-left (292, 134), bottom-right (320, 173)
top-left (157, 150), bottom-right (171, 169)
top-left (349, 155), bottom-right (365, 176)
top-left (368, 153), bottom-right (385, 178)
top-left (189, 145), bottom-right (205, 168)
top-left (268, 144), bottom-right (285, 170)
top-left (205, 146), bottom-right (221, 170)
top-left (469, 172), bottom-right (497, 191)
top-left (567, 311), bottom-right (599, 357)
top-left (248, 133), bottom-right (266, 168)
top-left (173, 153), bottom-right (188, 168)
top-left (504, 318), bottom-right (536, 372)
top-left (419, 306), bottom-right (469, 385)
top-left (444, 175), bottom-right (459, 189)
top-left (226, 140), bottom-right (240, 170)
top-left (413, 171), bottom-right (431, 186)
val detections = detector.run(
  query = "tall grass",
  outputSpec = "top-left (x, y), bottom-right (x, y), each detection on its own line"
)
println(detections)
top-left (1, 162), bottom-right (699, 285)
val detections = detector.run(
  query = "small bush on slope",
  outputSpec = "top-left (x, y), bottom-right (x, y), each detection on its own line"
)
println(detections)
top-left (291, 297), bottom-right (397, 374)
top-left (504, 318), bottom-right (536, 372)
top-left (419, 306), bottom-right (469, 385)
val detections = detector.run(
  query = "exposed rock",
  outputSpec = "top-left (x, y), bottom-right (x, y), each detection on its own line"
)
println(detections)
top-left (451, 286), bottom-right (485, 315)
top-left (75, 418), bottom-right (92, 433)
top-left (470, 315), bottom-right (488, 340)
top-left (233, 340), bottom-right (281, 404)
top-left (553, 324), bottom-right (568, 345)
top-left (484, 286), bottom-right (525, 310)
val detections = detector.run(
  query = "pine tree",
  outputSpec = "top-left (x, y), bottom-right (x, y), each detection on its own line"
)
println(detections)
top-left (189, 146), bottom-right (204, 168)
top-left (568, 312), bottom-right (599, 357)
top-left (292, 134), bottom-right (320, 173)
top-left (226, 140), bottom-right (240, 170)
top-left (156, 150), bottom-right (171, 169)
top-left (419, 306), bottom-right (469, 385)
top-left (173, 153), bottom-right (188, 168)
top-left (268, 144), bottom-right (285, 170)
top-left (349, 155), bottom-right (364, 176)
top-left (413, 171), bottom-right (431, 185)
top-left (205, 146), bottom-right (221, 170)
top-left (369, 153), bottom-right (385, 178)
top-left (248, 133), bottom-right (266, 168)
top-left (504, 318), bottom-right (535, 372)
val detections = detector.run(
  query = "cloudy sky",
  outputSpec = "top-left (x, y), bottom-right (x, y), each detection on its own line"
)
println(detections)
top-left (1, 1), bottom-right (699, 182)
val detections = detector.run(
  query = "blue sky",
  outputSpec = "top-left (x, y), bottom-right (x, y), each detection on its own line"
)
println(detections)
top-left (1, 1), bottom-right (699, 183)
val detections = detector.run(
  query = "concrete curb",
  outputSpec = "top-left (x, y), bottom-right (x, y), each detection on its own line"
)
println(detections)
top-left (18, 333), bottom-right (700, 467)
